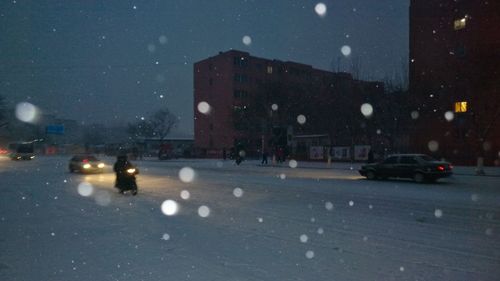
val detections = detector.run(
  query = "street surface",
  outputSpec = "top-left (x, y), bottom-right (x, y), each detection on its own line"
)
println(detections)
top-left (1, 156), bottom-right (499, 281)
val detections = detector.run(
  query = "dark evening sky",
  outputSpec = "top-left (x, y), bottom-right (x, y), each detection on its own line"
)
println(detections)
top-left (0, 0), bottom-right (409, 136)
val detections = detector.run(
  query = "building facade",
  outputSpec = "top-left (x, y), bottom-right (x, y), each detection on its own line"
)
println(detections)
top-left (409, 0), bottom-right (500, 165)
top-left (194, 50), bottom-right (386, 159)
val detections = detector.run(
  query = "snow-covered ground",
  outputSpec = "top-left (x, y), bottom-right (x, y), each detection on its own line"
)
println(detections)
top-left (1, 156), bottom-right (499, 281)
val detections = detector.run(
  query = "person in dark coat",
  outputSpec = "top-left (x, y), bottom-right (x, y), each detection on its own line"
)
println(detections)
top-left (261, 150), bottom-right (268, 165)
top-left (114, 155), bottom-right (139, 195)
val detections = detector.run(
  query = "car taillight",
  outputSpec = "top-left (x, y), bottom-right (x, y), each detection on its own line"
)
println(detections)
top-left (83, 159), bottom-right (89, 163)
top-left (437, 165), bottom-right (445, 171)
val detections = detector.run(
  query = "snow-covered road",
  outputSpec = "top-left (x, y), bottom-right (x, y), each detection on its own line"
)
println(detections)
top-left (1, 156), bottom-right (499, 281)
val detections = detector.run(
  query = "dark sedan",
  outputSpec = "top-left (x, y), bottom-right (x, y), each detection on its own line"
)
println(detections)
top-left (359, 154), bottom-right (453, 183)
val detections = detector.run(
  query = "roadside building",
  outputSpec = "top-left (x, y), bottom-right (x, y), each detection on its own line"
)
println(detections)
top-left (194, 50), bottom-right (386, 160)
top-left (409, 0), bottom-right (500, 165)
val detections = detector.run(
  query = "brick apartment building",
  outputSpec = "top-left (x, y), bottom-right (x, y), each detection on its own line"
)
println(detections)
top-left (409, 0), bottom-right (500, 165)
top-left (194, 50), bottom-right (388, 159)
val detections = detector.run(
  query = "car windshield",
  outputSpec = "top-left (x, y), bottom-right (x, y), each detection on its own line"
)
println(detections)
top-left (83, 156), bottom-right (99, 162)
top-left (419, 155), bottom-right (437, 162)
top-left (1, 1), bottom-right (499, 281)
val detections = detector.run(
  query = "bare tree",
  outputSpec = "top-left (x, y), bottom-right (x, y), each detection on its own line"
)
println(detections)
top-left (128, 108), bottom-right (178, 143)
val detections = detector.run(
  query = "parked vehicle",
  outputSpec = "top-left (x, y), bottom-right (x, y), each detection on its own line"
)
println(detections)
top-left (359, 154), bottom-right (453, 183)
top-left (69, 155), bottom-right (105, 173)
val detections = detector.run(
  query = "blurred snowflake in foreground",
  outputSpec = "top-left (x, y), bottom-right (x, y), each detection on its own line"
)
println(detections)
top-left (314, 3), bottom-right (327, 17)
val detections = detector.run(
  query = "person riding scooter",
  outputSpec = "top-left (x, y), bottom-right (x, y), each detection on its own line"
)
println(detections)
top-left (113, 154), bottom-right (139, 195)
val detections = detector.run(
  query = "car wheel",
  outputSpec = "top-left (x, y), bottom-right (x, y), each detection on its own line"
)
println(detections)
top-left (366, 171), bottom-right (376, 180)
top-left (413, 172), bottom-right (425, 183)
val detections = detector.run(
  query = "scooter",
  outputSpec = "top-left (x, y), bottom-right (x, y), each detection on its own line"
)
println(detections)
top-left (115, 166), bottom-right (139, 195)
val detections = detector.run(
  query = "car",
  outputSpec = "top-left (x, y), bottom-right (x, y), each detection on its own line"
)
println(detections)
top-left (8, 142), bottom-right (35, 160)
top-left (69, 155), bottom-right (105, 173)
top-left (359, 154), bottom-right (453, 183)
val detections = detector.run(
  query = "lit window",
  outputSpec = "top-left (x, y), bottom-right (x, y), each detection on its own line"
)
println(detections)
top-left (267, 66), bottom-right (273, 74)
top-left (454, 101), bottom-right (467, 113)
top-left (454, 17), bottom-right (467, 30)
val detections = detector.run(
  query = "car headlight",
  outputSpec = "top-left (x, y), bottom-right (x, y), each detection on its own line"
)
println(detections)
top-left (98, 163), bottom-right (105, 168)
top-left (127, 168), bottom-right (136, 174)
top-left (30, 156), bottom-right (35, 159)
top-left (83, 163), bottom-right (91, 169)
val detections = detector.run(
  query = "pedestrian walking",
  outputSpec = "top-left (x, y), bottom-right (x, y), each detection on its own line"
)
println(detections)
top-left (261, 150), bottom-right (268, 165)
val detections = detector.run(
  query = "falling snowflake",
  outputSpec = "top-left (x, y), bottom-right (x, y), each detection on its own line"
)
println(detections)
top-left (158, 35), bottom-right (168, 44)
top-left (300, 234), bottom-right (309, 243)
top-left (434, 209), bottom-right (443, 218)
top-left (305, 250), bottom-right (315, 259)
top-left (180, 190), bottom-right (190, 200)
top-left (314, 3), bottom-right (327, 17)
top-left (179, 167), bottom-right (196, 183)
top-left (77, 182), bottom-right (94, 197)
top-left (161, 200), bottom-right (179, 216)
top-left (197, 101), bottom-right (211, 115)
top-left (233, 187), bottom-right (244, 198)
top-left (471, 194), bottom-right (479, 202)
top-left (341, 45), bottom-right (352, 56)
top-left (147, 43), bottom-right (156, 53)
top-left (242, 35), bottom-right (252, 46)
top-left (360, 103), bottom-right (373, 117)
top-left (444, 111), bottom-right (454, 121)
top-left (297, 114), bottom-right (306, 125)
top-left (15, 102), bottom-right (39, 123)
top-left (198, 206), bottom-right (210, 218)
top-left (325, 201), bottom-right (334, 211)
top-left (428, 140), bottom-right (439, 152)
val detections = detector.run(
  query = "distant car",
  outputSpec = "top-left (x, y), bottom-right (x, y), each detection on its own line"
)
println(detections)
top-left (359, 154), bottom-right (453, 183)
top-left (9, 142), bottom-right (35, 160)
top-left (69, 155), bottom-right (105, 173)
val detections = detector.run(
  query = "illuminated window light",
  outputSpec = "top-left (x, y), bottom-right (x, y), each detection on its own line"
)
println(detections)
top-left (454, 16), bottom-right (467, 30)
top-left (454, 101), bottom-right (467, 113)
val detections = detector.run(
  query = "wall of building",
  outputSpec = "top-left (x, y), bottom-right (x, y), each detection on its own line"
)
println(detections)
top-left (194, 50), bottom-right (387, 159)
top-left (409, 0), bottom-right (500, 165)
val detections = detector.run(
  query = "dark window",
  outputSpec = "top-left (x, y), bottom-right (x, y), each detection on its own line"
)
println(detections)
top-left (209, 78), bottom-right (213, 86)
top-left (383, 156), bottom-right (398, 164)
top-left (419, 155), bottom-right (437, 162)
top-left (234, 74), bottom-right (248, 83)
top-left (455, 45), bottom-right (466, 58)
top-left (400, 156), bottom-right (417, 164)
top-left (233, 90), bottom-right (248, 98)
top-left (208, 63), bottom-right (213, 71)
